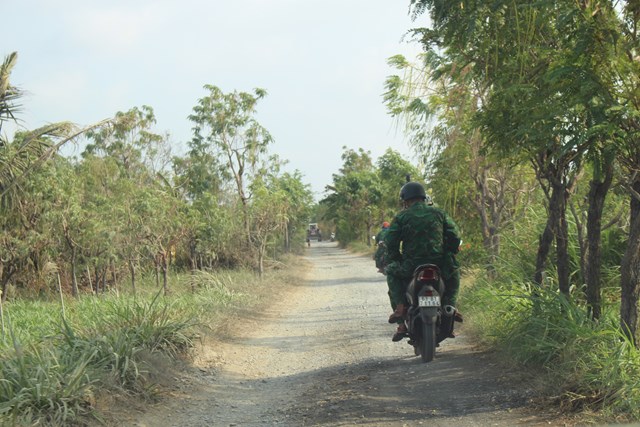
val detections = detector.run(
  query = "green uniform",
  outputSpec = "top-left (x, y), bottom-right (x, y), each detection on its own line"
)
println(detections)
top-left (374, 227), bottom-right (389, 269)
top-left (384, 201), bottom-right (461, 308)
top-left (374, 226), bottom-right (398, 319)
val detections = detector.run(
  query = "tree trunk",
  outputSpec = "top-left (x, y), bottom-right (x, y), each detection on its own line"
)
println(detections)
top-left (284, 222), bottom-right (290, 253)
top-left (569, 201), bottom-right (587, 287)
top-left (236, 183), bottom-right (251, 250)
top-left (189, 238), bottom-right (197, 271)
top-left (155, 259), bottom-right (160, 288)
top-left (0, 264), bottom-right (15, 303)
top-left (553, 180), bottom-right (571, 298)
top-left (472, 173), bottom-right (502, 276)
top-left (161, 252), bottom-right (168, 295)
top-left (366, 209), bottom-right (372, 247)
top-left (128, 258), bottom-right (137, 295)
top-left (110, 261), bottom-right (117, 293)
top-left (534, 201), bottom-right (557, 287)
top-left (94, 266), bottom-right (100, 294)
top-left (584, 161), bottom-right (613, 320)
top-left (0, 263), bottom-right (4, 302)
top-left (70, 247), bottom-right (78, 297)
top-left (621, 178), bottom-right (640, 346)
top-left (258, 241), bottom-right (265, 278)
top-left (62, 225), bottom-right (78, 297)
top-left (86, 265), bottom-right (95, 295)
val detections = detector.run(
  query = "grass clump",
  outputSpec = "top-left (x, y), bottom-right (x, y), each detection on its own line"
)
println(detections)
top-left (461, 276), bottom-right (640, 422)
top-left (0, 333), bottom-right (96, 426)
top-left (0, 265), bottom-right (302, 426)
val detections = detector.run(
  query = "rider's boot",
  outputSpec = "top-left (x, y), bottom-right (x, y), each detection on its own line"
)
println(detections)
top-left (392, 323), bottom-right (408, 342)
top-left (388, 304), bottom-right (406, 324)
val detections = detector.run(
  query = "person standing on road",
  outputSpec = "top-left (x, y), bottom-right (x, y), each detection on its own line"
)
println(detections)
top-left (384, 181), bottom-right (462, 342)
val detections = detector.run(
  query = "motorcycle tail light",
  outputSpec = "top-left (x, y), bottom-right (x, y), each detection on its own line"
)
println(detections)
top-left (418, 268), bottom-right (439, 281)
top-left (422, 288), bottom-right (434, 296)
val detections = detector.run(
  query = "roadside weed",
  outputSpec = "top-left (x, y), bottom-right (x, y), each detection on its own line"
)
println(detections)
top-left (0, 269), bottom-right (251, 424)
top-left (462, 276), bottom-right (640, 421)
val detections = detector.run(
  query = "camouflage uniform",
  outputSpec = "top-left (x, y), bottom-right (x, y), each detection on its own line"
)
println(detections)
top-left (384, 201), bottom-right (461, 308)
top-left (374, 227), bottom-right (389, 270)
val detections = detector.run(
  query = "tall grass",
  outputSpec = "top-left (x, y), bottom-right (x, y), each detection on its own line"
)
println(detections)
top-left (462, 275), bottom-right (640, 421)
top-left (0, 322), bottom-right (96, 426)
top-left (0, 267), bottom-right (268, 426)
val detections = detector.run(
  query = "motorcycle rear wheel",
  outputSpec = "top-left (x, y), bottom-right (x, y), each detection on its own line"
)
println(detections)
top-left (420, 321), bottom-right (436, 362)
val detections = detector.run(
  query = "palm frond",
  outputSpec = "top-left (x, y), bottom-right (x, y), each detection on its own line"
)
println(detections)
top-left (0, 118), bottom-right (113, 203)
top-left (0, 52), bottom-right (21, 133)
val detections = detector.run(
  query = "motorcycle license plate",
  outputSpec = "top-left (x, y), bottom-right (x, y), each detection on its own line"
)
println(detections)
top-left (418, 295), bottom-right (440, 307)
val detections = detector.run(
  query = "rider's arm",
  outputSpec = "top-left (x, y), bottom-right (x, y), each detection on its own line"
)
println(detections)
top-left (443, 213), bottom-right (461, 254)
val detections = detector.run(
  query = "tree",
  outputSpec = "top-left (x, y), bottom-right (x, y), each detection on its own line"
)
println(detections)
top-left (376, 148), bottom-right (421, 222)
top-left (0, 52), bottom-right (108, 300)
top-left (406, 0), bottom-right (640, 331)
top-left (614, 1), bottom-right (640, 343)
top-left (385, 51), bottom-right (534, 272)
top-left (83, 105), bottom-right (166, 177)
top-left (248, 176), bottom-right (287, 276)
top-left (322, 148), bottom-right (383, 246)
top-left (266, 170), bottom-right (313, 254)
top-left (188, 85), bottom-right (273, 249)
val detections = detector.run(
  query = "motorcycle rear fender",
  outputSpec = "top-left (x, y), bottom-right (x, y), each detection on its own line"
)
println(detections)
top-left (420, 307), bottom-right (438, 324)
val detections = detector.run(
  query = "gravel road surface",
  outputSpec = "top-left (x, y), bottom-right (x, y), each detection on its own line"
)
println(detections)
top-left (129, 242), bottom-right (565, 427)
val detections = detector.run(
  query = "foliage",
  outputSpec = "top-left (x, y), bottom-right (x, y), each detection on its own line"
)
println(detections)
top-left (321, 147), bottom-right (423, 246)
top-left (187, 85), bottom-right (273, 249)
top-left (0, 51), bottom-right (313, 300)
top-left (402, 7), bottom-right (638, 413)
top-left (0, 338), bottom-right (96, 426)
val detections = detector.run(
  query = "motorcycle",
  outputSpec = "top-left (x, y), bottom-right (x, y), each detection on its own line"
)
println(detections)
top-left (404, 263), bottom-right (455, 363)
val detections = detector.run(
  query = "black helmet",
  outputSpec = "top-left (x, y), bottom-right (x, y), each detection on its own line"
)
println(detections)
top-left (400, 181), bottom-right (427, 201)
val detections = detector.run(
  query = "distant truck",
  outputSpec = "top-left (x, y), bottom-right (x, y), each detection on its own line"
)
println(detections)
top-left (307, 223), bottom-right (322, 241)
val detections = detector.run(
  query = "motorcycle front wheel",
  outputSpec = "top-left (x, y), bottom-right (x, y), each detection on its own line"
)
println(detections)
top-left (420, 321), bottom-right (436, 362)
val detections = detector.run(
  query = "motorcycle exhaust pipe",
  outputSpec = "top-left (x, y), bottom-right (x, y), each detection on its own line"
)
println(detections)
top-left (443, 305), bottom-right (456, 317)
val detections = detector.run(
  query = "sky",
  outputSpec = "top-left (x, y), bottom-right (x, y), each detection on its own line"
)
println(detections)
top-left (2, 0), bottom-right (424, 199)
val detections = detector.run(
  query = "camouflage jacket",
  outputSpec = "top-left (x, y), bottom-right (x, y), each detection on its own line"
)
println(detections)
top-left (374, 228), bottom-right (389, 268)
top-left (384, 201), bottom-right (460, 278)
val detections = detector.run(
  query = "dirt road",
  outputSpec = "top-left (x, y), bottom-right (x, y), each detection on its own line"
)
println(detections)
top-left (130, 242), bottom-right (562, 426)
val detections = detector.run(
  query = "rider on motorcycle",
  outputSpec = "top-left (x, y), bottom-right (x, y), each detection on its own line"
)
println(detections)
top-left (374, 221), bottom-right (390, 273)
top-left (384, 181), bottom-right (462, 342)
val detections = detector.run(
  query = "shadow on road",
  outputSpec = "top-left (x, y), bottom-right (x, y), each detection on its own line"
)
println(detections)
top-left (206, 342), bottom-right (546, 427)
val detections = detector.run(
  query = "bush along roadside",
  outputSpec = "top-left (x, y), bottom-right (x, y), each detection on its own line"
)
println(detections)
top-left (0, 266), bottom-right (284, 426)
top-left (461, 277), bottom-right (640, 422)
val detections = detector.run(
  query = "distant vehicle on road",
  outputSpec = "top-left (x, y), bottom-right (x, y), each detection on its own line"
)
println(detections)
top-left (307, 223), bottom-right (322, 241)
